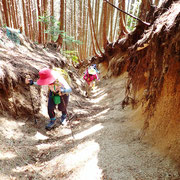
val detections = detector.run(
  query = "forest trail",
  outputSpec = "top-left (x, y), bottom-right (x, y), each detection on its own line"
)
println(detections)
top-left (0, 73), bottom-right (180, 180)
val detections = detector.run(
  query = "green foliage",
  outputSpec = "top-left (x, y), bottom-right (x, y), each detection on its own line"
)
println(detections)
top-left (38, 15), bottom-right (60, 41)
top-left (38, 15), bottom-right (82, 45)
top-left (38, 15), bottom-right (50, 24)
top-left (126, 16), bottom-right (137, 31)
top-left (63, 34), bottom-right (82, 45)
top-left (126, 0), bottom-right (141, 31)
top-left (38, 15), bottom-right (82, 64)
top-left (62, 50), bottom-right (79, 64)
top-left (6, 27), bottom-right (20, 44)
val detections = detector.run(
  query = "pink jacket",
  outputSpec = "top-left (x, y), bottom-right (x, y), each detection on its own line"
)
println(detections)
top-left (83, 70), bottom-right (98, 84)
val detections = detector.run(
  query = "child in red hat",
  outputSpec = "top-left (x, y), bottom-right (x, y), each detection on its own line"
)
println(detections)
top-left (25, 68), bottom-right (72, 130)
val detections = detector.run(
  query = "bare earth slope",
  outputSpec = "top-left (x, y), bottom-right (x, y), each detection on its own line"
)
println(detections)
top-left (0, 74), bottom-right (180, 180)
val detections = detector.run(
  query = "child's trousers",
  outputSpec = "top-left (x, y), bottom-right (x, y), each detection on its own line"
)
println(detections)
top-left (48, 91), bottom-right (69, 119)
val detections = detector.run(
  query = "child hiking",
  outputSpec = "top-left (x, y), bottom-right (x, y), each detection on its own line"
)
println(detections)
top-left (25, 68), bottom-right (72, 130)
top-left (83, 65), bottom-right (99, 97)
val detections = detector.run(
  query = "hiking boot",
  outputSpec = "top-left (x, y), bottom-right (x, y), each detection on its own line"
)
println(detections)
top-left (45, 118), bottom-right (56, 130)
top-left (85, 92), bottom-right (88, 98)
top-left (60, 114), bottom-right (67, 125)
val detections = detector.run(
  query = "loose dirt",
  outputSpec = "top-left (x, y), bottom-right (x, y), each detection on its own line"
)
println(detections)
top-left (0, 73), bottom-right (180, 180)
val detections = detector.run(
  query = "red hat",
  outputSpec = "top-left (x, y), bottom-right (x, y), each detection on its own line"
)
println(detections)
top-left (37, 68), bottom-right (56, 85)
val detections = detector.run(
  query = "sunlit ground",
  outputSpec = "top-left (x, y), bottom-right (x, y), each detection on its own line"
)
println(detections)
top-left (0, 112), bottom-right (106, 179)
top-left (74, 124), bottom-right (103, 140)
top-left (12, 141), bottom-right (103, 180)
top-left (9, 119), bottom-right (105, 179)
top-left (89, 92), bottom-right (108, 104)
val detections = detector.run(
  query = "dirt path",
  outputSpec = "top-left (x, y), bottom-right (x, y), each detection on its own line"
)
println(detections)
top-left (0, 74), bottom-right (180, 180)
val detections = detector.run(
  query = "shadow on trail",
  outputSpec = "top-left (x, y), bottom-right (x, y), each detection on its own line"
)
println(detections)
top-left (2, 76), bottom-right (179, 179)
top-left (92, 79), bottom-right (180, 180)
top-left (0, 85), bottom-right (108, 179)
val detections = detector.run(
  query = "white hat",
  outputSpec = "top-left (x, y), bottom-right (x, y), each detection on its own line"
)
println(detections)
top-left (88, 67), bottom-right (96, 75)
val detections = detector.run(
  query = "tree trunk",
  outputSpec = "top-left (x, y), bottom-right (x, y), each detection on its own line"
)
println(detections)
top-left (77, 0), bottom-right (83, 61)
top-left (155, 0), bottom-right (160, 6)
top-left (14, 0), bottom-right (19, 28)
top-left (81, 1), bottom-right (87, 60)
top-left (32, 0), bottom-right (38, 41)
top-left (103, 0), bottom-right (108, 49)
top-left (56, 0), bottom-right (64, 48)
top-left (26, 0), bottom-right (32, 40)
top-left (64, 0), bottom-right (67, 50)
top-left (139, 0), bottom-right (151, 22)
top-left (41, 0), bottom-right (44, 44)
top-left (98, 1), bottom-right (104, 49)
top-left (22, 0), bottom-right (28, 36)
top-left (119, 0), bottom-right (128, 38)
top-left (0, 1), bottom-right (6, 27)
top-left (7, 0), bottom-right (12, 27)
top-left (88, 0), bottom-right (102, 56)
top-left (2, 0), bottom-right (9, 27)
top-left (73, 0), bottom-right (76, 50)
top-left (11, 0), bottom-right (17, 29)
top-left (50, 0), bottom-right (54, 42)
top-left (43, 0), bottom-right (48, 44)
top-left (37, 0), bottom-right (42, 43)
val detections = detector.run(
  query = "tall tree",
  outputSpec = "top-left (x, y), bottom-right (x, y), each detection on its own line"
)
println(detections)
top-left (83, 5), bottom-right (89, 59)
top-left (32, 0), bottom-right (38, 41)
top-left (11, 0), bottom-right (17, 29)
top-left (81, 1), bottom-right (88, 60)
top-left (22, 0), bottom-right (28, 36)
top-left (0, 1), bottom-right (5, 27)
top-left (14, 0), bottom-right (19, 28)
top-left (77, 0), bottom-right (83, 61)
top-left (139, 0), bottom-right (151, 21)
top-left (98, 1), bottom-right (105, 49)
top-left (2, 0), bottom-right (9, 27)
top-left (27, 0), bottom-right (33, 40)
top-left (37, 0), bottom-right (42, 43)
top-left (7, 0), bottom-right (12, 27)
top-left (56, 0), bottom-right (64, 48)
top-left (103, 0), bottom-right (108, 49)
top-left (88, 0), bottom-right (103, 56)
top-left (64, 0), bottom-right (67, 49)
top-left (119, 0), bottom-right (128, 38)
top-left (73, 0), bottom-right (76, 50)
top-left (50, 0), bottom-right (54, 42)
top-left (43, 0), bottom-right (48, 43)
top-left (41, 0), bottom-right (44, 44)
top-left (155, 0), bottom-right (160, 6)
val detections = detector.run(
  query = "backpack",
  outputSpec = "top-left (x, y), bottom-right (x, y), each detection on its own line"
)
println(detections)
top-left (53, 67), bottom-right (72, 86)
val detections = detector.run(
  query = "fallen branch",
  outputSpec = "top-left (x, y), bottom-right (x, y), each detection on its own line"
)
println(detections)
top-left (104, 0), bottom-right (150, 26)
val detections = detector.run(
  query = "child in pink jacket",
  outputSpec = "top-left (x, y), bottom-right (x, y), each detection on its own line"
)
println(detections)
top-left (83, 67), bottom-right (99, 97)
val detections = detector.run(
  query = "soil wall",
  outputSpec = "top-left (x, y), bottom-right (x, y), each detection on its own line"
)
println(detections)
top-left (96, 0), bottom-right (180, 164)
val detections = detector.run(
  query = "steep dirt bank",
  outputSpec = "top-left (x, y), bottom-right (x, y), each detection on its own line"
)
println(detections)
top-left (1, 74), bottom-right (180, 180)
top-left (94, 0), bottom-right (180, 164)
top-left (0, 27), bottom-right (81, 119)
top-left (126, 1), bottom-right (180, 163)
top-left (131, 58), bottom-right (180, 163)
